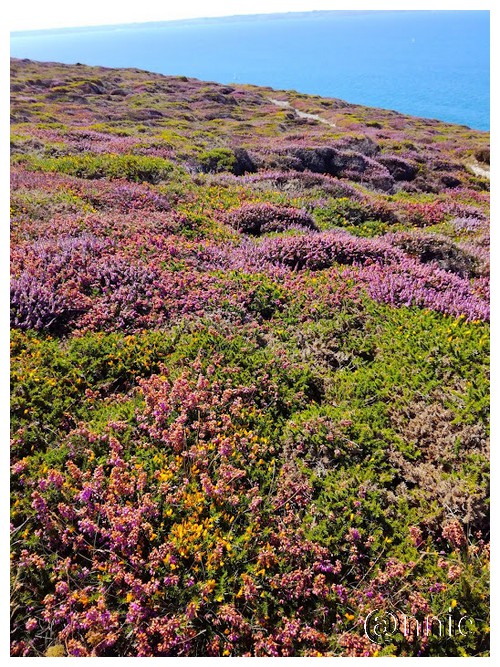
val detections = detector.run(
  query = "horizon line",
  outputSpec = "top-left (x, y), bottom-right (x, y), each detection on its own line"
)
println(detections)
top-left (10, 8), bottom-right (482, 37)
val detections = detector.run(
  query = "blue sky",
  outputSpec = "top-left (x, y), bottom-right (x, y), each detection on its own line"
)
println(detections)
top-left (8, 0), bottom-right (490, 32)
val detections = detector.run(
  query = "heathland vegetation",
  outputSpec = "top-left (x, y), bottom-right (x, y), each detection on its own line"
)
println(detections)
top-left (10, 58), bottom-right (489, 656)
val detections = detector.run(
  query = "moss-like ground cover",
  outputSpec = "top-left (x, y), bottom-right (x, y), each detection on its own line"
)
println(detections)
top-left (10, 58), bottom-right (489, 657)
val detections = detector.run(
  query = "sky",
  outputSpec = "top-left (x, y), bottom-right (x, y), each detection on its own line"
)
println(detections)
top-left (6, 0), bottom-right (492, 32)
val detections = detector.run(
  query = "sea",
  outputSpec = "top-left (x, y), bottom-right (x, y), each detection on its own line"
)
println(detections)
top-left (10, 10), bottom-right (490, 131)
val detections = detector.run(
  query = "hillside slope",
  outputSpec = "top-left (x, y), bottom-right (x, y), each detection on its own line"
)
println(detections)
top-left (10, 59), bottom-right (489, 657)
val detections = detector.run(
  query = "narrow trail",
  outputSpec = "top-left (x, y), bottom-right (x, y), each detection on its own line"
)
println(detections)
top-left (467, 161), bottom-right (490, 180)
top-left (270, 97), bottom-right (490, 183)
top-left (269, 97), bottom-right (337, 129)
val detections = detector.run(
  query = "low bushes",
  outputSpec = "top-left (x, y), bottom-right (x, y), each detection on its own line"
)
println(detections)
top-left (198, 147), bottom-right (256, 175)
top-left (256, 230), bottom-right (401, 271)
top-left (10, 60), bottom-right (490, 657)
top-left (314, 197), bottom-right (398, 233)
top-left (226, 202), bottom-right (317, 236)
top-left (24, 153), bottom-right (176, 184)
top-left (386, 231), bottom-right (483, 277)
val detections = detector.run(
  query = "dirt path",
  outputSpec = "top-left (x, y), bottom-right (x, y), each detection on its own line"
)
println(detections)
top-left (269, 97), bottom-right (337, 129)
top-left (466, 161), bottom-right (490, 180)
top-left (270, 98), bottom-right (489, 184)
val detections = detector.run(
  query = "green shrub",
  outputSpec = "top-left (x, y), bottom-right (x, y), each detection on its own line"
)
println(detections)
top-left (315, 198), bottom-right (376, 228)
top-left (198, 148), bottom-right (236, 174)
top-left (25, 153), bottom-right (176, 183)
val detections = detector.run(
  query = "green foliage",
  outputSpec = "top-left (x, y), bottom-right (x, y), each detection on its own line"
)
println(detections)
top-left (10, 329), bottom-right (178, 456)
top-left (315, 198), bottom-right (378, 230)
top-left (11, 188), bottom-right (93, 220)
top-left (24, 153), bottom-right (178, 183)
top-left (10, 59), bottom-right (489, 658)
top-left (88, 123), bottom-right (148, 136)
top-left (198, 147), bottom-right (236, 173)
top-left (10, 300), bottom-right (489, 656)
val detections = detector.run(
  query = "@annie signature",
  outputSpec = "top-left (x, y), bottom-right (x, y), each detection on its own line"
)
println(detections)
top-left (364, 608), bottom-right (474, 643)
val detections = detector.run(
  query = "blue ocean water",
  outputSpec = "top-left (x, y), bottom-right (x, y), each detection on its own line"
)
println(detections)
top-left (10, 10), bottom-right (490, 131)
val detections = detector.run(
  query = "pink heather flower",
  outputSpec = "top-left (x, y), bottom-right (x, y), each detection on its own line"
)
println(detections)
top-left (31, 491), bottom-right (47, 513)
top-left (334, 585), bottom-right (348, 603)
top-left (347, 528), bottom-right (361, 542)
top-left (442, 519), bottom-right (467, 549)
top-left (47, 470), bottom-right (64, 489)
top-left (409, 525), bottom-right (423, 547)
top-left (429, 582), bottom-right (446, 593)
top-left (218, 439), bottom-right (234, 457)
top-left (340, 632), bottom-right (379, 657)
top-left (186, 602), bottom-right (198, 620)
top-left (11, 459), bottom-right (28, 475)
top-left (447, 565), bottom-right (462, 581)
top-left (78, 518), bottom-right (98, 536)
top-left (332, 560), bottom-right (342, 575)
top-left (409, 592), bottom-right (431, 615)
top-left (66, 639), bottom-right (88, 657)
top-left (25, 618), bottom-right (37, 632)
top-left (78, 485), bottom-right (93, 503)
top-left (249, 496), bottom-right (263, 511)
top-left (55, 580), bottom-right (69, 596)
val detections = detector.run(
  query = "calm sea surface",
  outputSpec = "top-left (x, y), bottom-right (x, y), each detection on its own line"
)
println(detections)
top-left (10, 10), bottom-right (490, 130)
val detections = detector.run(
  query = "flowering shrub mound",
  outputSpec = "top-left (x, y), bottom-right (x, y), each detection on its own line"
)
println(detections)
top-left (225, 202), bottom-right (317, 236)
top-left (256, 231), bottom-right (402, 270)
top-left (11, 235), bottom-right (109, 332)
top-left (385, 231), bottom-right (485, 277)
top-left (11, 236), bottom-right (169, 333)
top-left (354, 260), bottom-right (489, 321)
top-left (267, 146), bottom-right (395, 192)
top-left (241, 170), bottom-right (365, 199)
top-left (377, 154), bottom-right (419, 181)
top-left (10, 59), bottom-right (489, 657)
